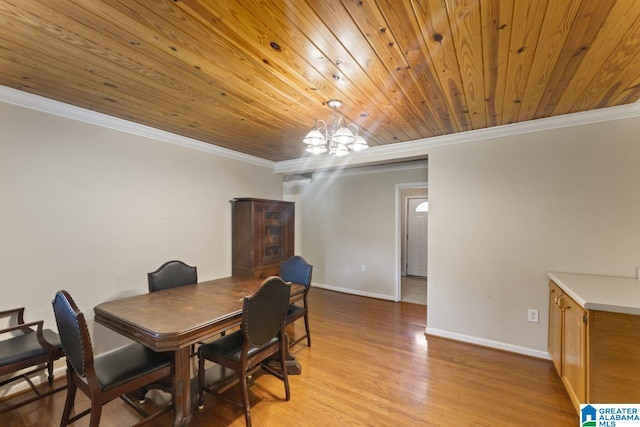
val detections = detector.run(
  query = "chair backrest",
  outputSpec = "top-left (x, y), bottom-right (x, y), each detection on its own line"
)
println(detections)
top-left (51, 291), bottom-right (93, 377)
top-left (280, 256), bottom-right (313, 288)
top-left (148, 260), bottom-right (197, 292)
top-left (242, 277), bottom-right (290, 347)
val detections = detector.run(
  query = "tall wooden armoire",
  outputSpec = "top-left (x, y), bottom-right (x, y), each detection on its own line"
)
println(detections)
top-left (231, 198), bottom-right (295, 278)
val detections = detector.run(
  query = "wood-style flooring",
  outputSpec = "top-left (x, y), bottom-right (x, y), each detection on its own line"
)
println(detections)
top-left (0, 288), bottom-right (577, 426)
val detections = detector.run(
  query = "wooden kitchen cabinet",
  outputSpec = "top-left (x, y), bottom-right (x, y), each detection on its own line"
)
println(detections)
top-left (231, 198), bottom-right (294, 279)
top-left (548, 273), bottom-right (640, 413)
top-left (548, 280), bottom-right (587, 411)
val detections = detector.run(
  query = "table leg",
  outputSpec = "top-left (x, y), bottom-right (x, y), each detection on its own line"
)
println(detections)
top-left (284, 333), bottom-right (301, 375)
top-left (172, 347), bottom-right (193, 427)
top-left (266, 333), bottom-right (301, 375)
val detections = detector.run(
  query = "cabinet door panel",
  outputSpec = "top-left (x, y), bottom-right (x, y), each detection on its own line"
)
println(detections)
top-left (562, 295), bottom-right (587, 408)
top-left (261, 209), bottom-right (285, 264)
top-left (548, 282), bottom-right (563, 376)
top-left (255, 203), bottom-right (293, 266)
top-left (232, 198), bottom-right (294, 277)
top-left (590, 310), bottom-right (640, 403)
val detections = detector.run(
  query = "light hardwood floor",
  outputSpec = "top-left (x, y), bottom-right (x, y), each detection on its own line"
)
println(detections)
top-left (0, 288), bottom-right (576, 426)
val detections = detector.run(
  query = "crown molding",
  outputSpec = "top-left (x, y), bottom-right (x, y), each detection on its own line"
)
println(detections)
top-left (0, 85), bottom-right (274, 170)
top-left (282, 161), bottom-right (427, 190)
top-left (275, 100), bottom-right (640, 174)
top-left (4, 85), bottom-right (639, 176)
top-left (310, 159), bottom-right (427, 181)
top-left (282, 178), bottom-right (312, 188)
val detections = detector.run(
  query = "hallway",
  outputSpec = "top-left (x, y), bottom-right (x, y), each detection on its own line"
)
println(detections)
top-left (401, 275), bottom-right (427, 305)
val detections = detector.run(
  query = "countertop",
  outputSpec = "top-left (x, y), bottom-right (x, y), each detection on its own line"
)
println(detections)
top-left (548, 272), bottom-right (640, 315)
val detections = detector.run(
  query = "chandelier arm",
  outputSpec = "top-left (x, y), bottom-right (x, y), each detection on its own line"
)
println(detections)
top-left (346, 123), bottom-right (359, 136)
top-left (314, 119), bottom-right (328, 135)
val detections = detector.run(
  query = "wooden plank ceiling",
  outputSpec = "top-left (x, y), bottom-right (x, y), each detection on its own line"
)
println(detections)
top-left (1, 0), bottom-right (639, 162)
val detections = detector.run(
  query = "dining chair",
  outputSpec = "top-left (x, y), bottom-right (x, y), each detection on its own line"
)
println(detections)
top-left (197, 276), bottom-right (291, 427)
top-left (147, 259), bottom-right (218, 357)
top-left (147, 259), bottom-right (197, 292)
top-left (52, 290), bottom-right (173, 426)
top-left (280, 255), bottom-right (313, 347)
top-left (0, 307), bottom-right (66, 413)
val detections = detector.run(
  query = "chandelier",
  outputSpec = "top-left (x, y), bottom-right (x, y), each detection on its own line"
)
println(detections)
top-left (302, 100), bottom-right (368, 157)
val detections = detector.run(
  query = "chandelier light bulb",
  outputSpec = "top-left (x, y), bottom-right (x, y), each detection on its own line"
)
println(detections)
top-left (348, 135), bottom-right (369, 151)
top-left (302, 127), bottom-right (326, 146)
top-left (306, 144), bottom-right (327, 154)
top-left (332, 126), bottom-right (355, 145)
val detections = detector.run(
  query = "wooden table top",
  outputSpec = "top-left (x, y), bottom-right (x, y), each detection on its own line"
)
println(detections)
top-left (94, 276), bottom-right (304, 351)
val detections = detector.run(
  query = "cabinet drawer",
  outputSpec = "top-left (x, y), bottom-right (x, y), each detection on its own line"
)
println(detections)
top-left (252, 266), bottom-right (280, 279)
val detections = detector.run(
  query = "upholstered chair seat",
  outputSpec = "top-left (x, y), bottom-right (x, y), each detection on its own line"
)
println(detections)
top-left (199, 331), bottom-right (280, 363)
top-left (0, 329), bottom-right (62, 367)
top-left (92, 343), bottom-right (171, 392)
top-left (285, 304), bottom-right (305, 320)
top-left (0, 307), bottom-right (66, 413)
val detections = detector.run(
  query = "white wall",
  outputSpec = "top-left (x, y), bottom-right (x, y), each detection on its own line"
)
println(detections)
top-left (283, 192), bottom-right (303, 254)
top-left (427, 117), bottom-right (640, 356)
top-left (0, 100), bottom-right (282, 364)
top-left (286, 163), bottom-right (428, 299)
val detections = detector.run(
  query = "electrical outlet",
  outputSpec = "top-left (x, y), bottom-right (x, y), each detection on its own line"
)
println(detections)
top-left (528, 309), bottom-right (539, 323)
top-left (361, 265), bottom-right (366, 272)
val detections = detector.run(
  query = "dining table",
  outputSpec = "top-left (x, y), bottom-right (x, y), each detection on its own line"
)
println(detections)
top-left (93, 275), bottom-right (304, 427)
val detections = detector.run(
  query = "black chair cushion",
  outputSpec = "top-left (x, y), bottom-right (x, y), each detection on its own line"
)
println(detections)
top-left (286, 304), bottom-right (305, 320)
top-left (198, 330), bottom-right (279, 363)
top-left (94, 343), bottom-right (172, 392)
top-left (0, 329), bottom-right (63, 367)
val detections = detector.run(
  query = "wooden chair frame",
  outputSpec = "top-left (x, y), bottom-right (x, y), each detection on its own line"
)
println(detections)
top-left (0, 307), bottom-right (66, 413)
top-left (280, 256), bottom-right (313, 347)
top-left (52, 291), bottom-right (173, 427)
top-left (197, 277), bottom-right (291, 427)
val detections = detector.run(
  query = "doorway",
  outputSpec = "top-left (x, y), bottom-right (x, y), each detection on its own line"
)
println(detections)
top-left (396, 183), bottom-right (428, 304)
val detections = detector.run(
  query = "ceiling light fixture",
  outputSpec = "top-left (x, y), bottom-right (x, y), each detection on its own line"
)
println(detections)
top-left (303, 100), bottom-right (368, 157)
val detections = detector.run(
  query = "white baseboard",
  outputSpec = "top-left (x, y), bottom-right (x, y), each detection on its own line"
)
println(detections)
top-left (311, 282), bottom-right (395, 301)
top-left (426, 327), bottom-right (551, 360)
